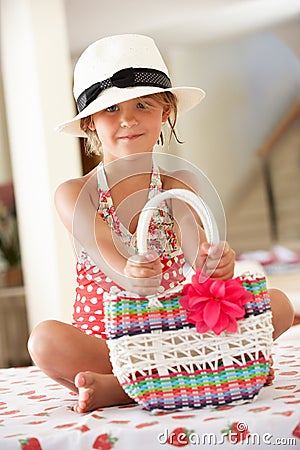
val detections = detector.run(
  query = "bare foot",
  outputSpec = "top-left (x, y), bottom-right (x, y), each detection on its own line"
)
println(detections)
top-left (74, 371), bottom-right (134, 413)
top-left (264, 356), bottom-right (275, 386)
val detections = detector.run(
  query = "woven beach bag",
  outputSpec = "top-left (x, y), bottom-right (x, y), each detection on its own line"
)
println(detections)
top-left (104, 189), bottom-right (274, 412)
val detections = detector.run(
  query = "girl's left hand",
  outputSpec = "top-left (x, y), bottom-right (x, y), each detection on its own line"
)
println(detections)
top-left (123, 251), bottom-right (162, 295)
top-left (197, 241), bottom-right (235, 280)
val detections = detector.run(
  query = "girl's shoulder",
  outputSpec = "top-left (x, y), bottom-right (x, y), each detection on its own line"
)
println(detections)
top-left (55, 167), bottom-right (99, 232)
top-left (160, 167), bottom-right (200, 192)
top-left (55, 171), bottom-right (95, 202)
top-left (56, 165), bottom-right (98, 197)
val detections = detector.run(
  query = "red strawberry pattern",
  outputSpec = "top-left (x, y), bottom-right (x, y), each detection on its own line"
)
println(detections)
top-left (135, 421), bottom-right (159, 428)
top-left (166, 427), bottom-right (194, 447)
top-left (248, 406), bottom-right (271, 412)
top-left (19, 437), bottom-right (42, 450)
top-left (171, 414), bottom-right (196, 420)
top-left (54, 422), bottom-right (77, 429)
top-left (93, 433), bottom-right (118, 449)
top-left (292, 423), bottom-right (300, 439)
top-left (275, 384), bottom-right (297, 390)
top-left (273, 410), bottom-right (294, 416)
top-left (0, 409), bottom-right (20, 415)
top-left (75, 425), bottom-right (90, 432)
top-left (222, 422), bottom-right (250, 443)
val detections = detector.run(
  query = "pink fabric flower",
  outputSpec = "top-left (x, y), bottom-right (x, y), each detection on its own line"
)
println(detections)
top-left (180, 270), bottom-right (252, 335)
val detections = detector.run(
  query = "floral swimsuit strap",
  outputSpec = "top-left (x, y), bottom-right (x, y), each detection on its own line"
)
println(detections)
top-left (96, 160), bottom-right (163, 246)
top-left (97, 161), bottom-right (186, 293)
top-left (97, 160), bottom-right (162, 197)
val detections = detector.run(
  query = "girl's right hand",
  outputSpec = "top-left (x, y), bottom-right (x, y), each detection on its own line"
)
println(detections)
top-left (123, 251), bottom-right (162, 296)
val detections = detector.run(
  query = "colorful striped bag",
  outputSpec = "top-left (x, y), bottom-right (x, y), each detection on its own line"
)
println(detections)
top-left (104, 189), bottom-right (273, 412)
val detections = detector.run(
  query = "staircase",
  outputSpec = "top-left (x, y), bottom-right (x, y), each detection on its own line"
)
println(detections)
top-left (226, 102), bottom-right (300, 255)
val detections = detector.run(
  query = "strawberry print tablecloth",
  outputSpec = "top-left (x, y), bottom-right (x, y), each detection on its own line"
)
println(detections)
top-left (0, 340), bottom-right (299, 450)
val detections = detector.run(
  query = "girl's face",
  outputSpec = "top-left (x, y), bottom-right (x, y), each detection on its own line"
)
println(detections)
top-left (91, 96), bottom-right (170, 163)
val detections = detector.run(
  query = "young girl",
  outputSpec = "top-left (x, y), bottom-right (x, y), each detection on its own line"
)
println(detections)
top-left (28, 34), bottom-right (294, 414)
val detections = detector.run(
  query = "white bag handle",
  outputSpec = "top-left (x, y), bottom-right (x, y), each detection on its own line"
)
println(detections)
top-left (136, 188), bottom-right (220, 254)
top-left (136, 189), bottom-right (221, 375)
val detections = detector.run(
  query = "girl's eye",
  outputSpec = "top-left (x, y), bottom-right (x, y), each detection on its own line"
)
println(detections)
top-left (105, 105), bottom-right (119, 112)
top-left (137, 102), bottom-right (147, 109)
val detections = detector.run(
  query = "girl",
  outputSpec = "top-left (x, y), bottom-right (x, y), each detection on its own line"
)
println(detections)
top-left (28, 34), bottom-right (294, 414)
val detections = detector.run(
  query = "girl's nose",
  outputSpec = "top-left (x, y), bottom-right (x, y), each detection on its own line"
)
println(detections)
top-left (120, 109), bottom-right (138, 128)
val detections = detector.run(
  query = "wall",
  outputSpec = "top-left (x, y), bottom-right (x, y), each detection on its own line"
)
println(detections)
top-left (273, 17), bottom-right (300, 59)
top-left (1, 0), bottom-right (82, 330)
top-left (0, 75), bottom-right (12, 184)
top-left (167, 31), bottom-right (300, 211)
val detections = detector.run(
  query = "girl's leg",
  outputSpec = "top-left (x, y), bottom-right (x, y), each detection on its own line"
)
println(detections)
top-left (28, 320), bottom-right (132, 412)
top-left (269, 288), bottom-right (295, 340)
top-left (263, 288), bottom-right (294, 386)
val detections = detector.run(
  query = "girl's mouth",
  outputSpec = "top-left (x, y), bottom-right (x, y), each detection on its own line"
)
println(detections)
top-left (118, 134), bottom-right (143, 141)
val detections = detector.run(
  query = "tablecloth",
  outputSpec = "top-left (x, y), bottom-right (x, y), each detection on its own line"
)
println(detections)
top-left (0, 340), bottom-right (299, 449)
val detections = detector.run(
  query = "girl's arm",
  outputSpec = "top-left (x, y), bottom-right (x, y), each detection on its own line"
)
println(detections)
top-left (55, 175), bottom-right (161, 295)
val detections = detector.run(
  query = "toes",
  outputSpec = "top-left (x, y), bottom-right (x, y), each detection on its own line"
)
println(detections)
top-left (74, 372), bottom-right (94, 413)
top-left (75, 403), bottom-right (88, 414)
top-left (76, 386), bottom-right (91, 402)
top-left (75, 371), bottom-right (93, 389)
top-left (78, 398), bottom-right (88, 411)
top-left (73, 404), bottom-right (82, 414)
top-left (74, 372), bottom-right (85, 389)
top-left (74, 391), bottom-right (90, 414)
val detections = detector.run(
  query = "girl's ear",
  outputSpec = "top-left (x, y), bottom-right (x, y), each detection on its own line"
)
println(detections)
top-left (88, 118), bottom-right (96, 131)
top-left (162, 106), bottom-right (171, 123)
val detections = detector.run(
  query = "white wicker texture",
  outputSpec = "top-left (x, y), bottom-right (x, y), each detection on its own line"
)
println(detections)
top-left (108, 310), bottom-right (273, 382)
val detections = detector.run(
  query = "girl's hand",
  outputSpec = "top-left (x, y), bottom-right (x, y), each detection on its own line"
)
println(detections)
top-left (197, 241), bottom-right (235, 280)
top-left (123, 251), bottom-right (162, 296)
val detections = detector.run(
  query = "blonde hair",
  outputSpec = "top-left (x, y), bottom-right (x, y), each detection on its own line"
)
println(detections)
top-left (80, 91), bottom-right (182, 157)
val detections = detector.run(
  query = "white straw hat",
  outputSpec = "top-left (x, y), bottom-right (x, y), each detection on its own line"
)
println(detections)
top-left (56, 34), bottom-right (206, 137)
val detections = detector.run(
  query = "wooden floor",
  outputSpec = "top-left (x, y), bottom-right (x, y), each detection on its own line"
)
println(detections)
top-left (0, 286), bottom-right (31, 368)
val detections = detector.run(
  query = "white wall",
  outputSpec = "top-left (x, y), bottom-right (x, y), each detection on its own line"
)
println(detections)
top-left (1, 0), bottom-right (82, 330)
top-left (273, 17), bottom-right (300, 59)
top-left (0, 75), bottom-right (12, 184)
top-left (167, 32), bottom-right (300, 209)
